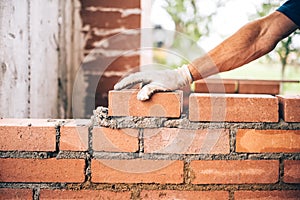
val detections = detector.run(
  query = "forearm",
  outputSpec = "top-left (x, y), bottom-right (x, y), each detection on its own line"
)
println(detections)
top-left (188, 11), bottom-right (299, 81)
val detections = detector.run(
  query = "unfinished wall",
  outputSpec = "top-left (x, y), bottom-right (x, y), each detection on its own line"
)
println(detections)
top-left (0, 92), bottom-right (299, 199)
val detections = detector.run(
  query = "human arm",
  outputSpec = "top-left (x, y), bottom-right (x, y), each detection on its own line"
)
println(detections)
top-left (188, 11), bottom-right (299, 80)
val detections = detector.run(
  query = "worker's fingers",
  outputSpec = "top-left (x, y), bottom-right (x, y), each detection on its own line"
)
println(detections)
top-left (114, 72), bottom-right (150, 90)
top-left (137, 83), bottom-right (167, 101)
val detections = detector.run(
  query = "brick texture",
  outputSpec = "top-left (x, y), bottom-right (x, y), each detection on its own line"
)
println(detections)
top-left (60, 120), bottom-right (89, 151)
top-left (144, 128), bottom-right (229, 154)
top-left (189, 93), bottom-right (278, 122)
top-left (0, 158), bottom-right (85, 183)
top-left (190, 160), bottom-right (279, 184)
top-left (235, 191), bottom-right (300, 200)
top-left (80, 0), bottom-right (141, 9)
top-left (91, 159), bottom-right (184, 184)
top-left (0, 119), bottom-right (56, 151)
top-left (140, 190), bottom-right (229, 200)
top-left (238, 80), bottom-right (280, 95)
top-left (40, 190), bottom-right (131, 200)
top-left (284, 160), bottom-right (300, 183)
top-left (277, 95), bottom-right (300, 122)
top-left (194, 79), bottom-right (237, 93)
top-left (108, 90), bottom-right (183, 117)
top-left (0, 189), bottom-right (32, 200)
top-left (93, 127), bottom-right (139, 152)
top-left (236, 129), bottom-right (300, 153)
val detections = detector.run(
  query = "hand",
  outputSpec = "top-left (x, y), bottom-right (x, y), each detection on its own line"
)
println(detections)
top-left (114, 65), bottom-right (193, 101)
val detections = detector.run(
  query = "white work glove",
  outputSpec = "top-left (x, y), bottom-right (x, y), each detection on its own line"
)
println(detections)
top-left (114, 64), bottom-right (193, 101)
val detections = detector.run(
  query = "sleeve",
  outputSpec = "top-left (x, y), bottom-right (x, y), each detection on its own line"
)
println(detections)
top-left (277, 0), bottom-right (300, 26)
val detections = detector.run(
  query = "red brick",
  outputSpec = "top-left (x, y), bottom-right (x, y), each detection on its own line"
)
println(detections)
top-left (80, 0), bottom-right (141, 9)
top-left (238, 80), bottom-right (280, 95)
top-left (140, 190), bottom-right (229, 200)
top-left (91, 159), bottom-right (184, 184)
top-left (194, 79), bottom-right (237, 93)
top-left (93, 127), bottom-right (139, 152)
top-left (0, 119), bottom-right (56, 151)
top-left (108, 90), bottom-right (183, 117)
top-left (190, 160), bottom-right (279, 184)
top-left (81, 10), bottom-right (140, 29)
top-left (236, 129), bottom-right (300, 153)
top-left (60, 120), bottom-right (89, 151)
top-left (144, 128), bottom-right (229, 154)
top-left (277, 95), bottom-right (300, 122)
top-left (40, 190), bottom-right (131, 200)
top-left (0, 189), bottom-right (32, 200)
top-left (284, 160), bottom-right (300, 183)
top-left (235, 191), bottom-right (300, 200)
top-left (0, 158), bottom-right (85, 183)
top-left (189, 93), bottom-right (278, 122)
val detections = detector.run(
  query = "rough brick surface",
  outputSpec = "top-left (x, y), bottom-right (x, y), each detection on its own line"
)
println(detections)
top-left (238, 80), bottom-right (280, 95)
top-left (0, 158), bottom-right (85, 183)
top-left (189, 93), bottom-right (278, 122)
top-left (93, 127), bottom-right (139, 152)
top-left (80, 0), bottom-right (141, 9)
top-left (235, 190), bottom-right (300, 200)
top-left (60, 120), bottom-right (89, 151)
top-left (190, 160), bottom-right (279, 184)
top-left (40, 190), bottom-right (131, 200)
top-left (108, 90), bottom-right (183, 117)
top-left (277, 95), bottom-right (300, 122)
top-left (0, 189), bottom-right (32, 200)
top-left (284, 160), bottom-right (300, 183)
top-left (0, 119), bottom-right (56, 151)
top-left (236, 129), bottom-right (300, 153)
top-left (144, 128), bottom-right (229, 154)
top-left (140, 190), bottom-right (229, 200)
top-left (91, 159), bottom-right (184, 183)
top-left (194, 79), bottom-right (237, 93)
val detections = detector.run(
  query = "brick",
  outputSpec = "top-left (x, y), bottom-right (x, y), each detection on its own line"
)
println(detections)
top-left (81, 10), bottom-right (140, 29)
top-left (140, 190), bottom-right (229, 200)
top-left (189, 93), bottom-right (278, 122)
top-left (0, 189), bottom-right (32, 200)
top-left (0, 118), bottom-right (56, 151)
top-left (40, 190), bottom-right (131, 200)
top-left (108, 90), bottom-right (183, 117)
top-left (238, 80), bottom-right (280, 95)
top-left (190, 160), bottom-right (279, 184)
top-left (93, 127), bottom-right (139, 152)
top-left (144, 128), bottom-right (229, 154)
top-left (60, 119), bottom-right (89, 151)
top-left (91, 159), bottom-right (184, 183)
top-left (284, 160), bottom-right (300, 183)
top-left (277, 95), bottom-right (300, 122)
top-left (0, 158), bottom-right (85, 183)
top-left (236, 129), bottom-right (300, 153)
top-left (80, 0), bottom-right (141, 9)
top-left (194, 79), bottom-right (237, 93)
top-left (235, 191), bottom-right (300, 200)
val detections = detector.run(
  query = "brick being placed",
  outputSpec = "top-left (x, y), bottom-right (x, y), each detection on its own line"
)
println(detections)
top-left (108, 89), bottom-right (183, 117)
top-left (189, 93), bottom-right (278, 122)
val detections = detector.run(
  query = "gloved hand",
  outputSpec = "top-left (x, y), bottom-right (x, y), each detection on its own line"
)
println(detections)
top-left (114, 64), bottom-right (193, 101)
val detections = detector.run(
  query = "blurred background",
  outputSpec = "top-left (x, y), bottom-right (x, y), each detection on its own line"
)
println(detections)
top-left (0, 0), bottom-right (299, 119)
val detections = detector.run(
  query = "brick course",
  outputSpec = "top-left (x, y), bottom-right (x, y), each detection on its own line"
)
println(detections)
top-left (277, 95), bottom-right (300, 122)
top-left (238, 80), bottom-right (280, 95)
top-left (194, 79), bottom-right (237, 93)
top-left (234, 190), bottom-right (300, 199)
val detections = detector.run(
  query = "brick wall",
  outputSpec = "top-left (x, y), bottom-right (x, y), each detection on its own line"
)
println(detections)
top-left (1, 92), bottom-right (300, 199)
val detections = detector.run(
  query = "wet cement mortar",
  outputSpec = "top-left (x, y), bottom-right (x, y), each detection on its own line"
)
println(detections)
top-left (1, 106), bottom-right (300, 200)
